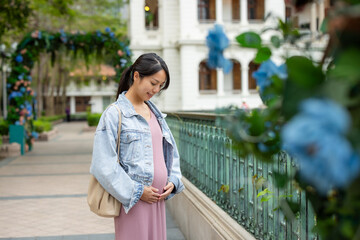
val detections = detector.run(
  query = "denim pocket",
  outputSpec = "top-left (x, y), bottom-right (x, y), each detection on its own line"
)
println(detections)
top-left (120, 131), bottom-right (141, 163)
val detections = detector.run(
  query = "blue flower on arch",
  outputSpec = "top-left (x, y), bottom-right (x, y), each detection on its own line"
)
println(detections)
top-left (15, 55), bottom-right (23, 63)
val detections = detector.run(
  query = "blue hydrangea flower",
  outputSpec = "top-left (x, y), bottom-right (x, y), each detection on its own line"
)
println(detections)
top-left (206, 24), bottom-right (233, 74)
top-left (18, 74), bottom-right (24, 80)
top-left (15, 55), bottom-right (23, 63)
top-left (281, 98), bottom-right (360, 194)
top-left (8, 91), bottom-right (23, 100)
top-left (120, 59), bottom-right (127, 67)
top-left (7, 83), bottom-right (11, 88)
top-left (20, 87), bottom-right (26, 93)
top-left (110, 32), bottom-right (115, 38)
top-left (38, 31), bottom-right (42, 39)
top-left (252, 60), bottom-right (287, 94)
top-left (32, 131), bottom-right (39, 139)
top-left (96, 30), bottom-right (102, 37)
top-left (27, 75), bottom-right (32, 81)
top-left (15, 121), bottom-right (20, 125)
top-left (105, 27), bottom-right (111, 33)
top-left (125, 46), bottom-right (131, 56)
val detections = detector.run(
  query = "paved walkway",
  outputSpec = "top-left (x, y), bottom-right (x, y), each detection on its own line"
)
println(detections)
top-left (0, 121), bottom-right (185, 240)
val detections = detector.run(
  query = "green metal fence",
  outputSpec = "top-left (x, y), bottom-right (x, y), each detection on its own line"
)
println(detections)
top-left (166, 112), bottom-right (318, 240)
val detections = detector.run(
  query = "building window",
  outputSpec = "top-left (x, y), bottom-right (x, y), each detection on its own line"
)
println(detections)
top-left (248, 61), bottom-right (260, 90)
top-left (145, 0), bottom-right (158, 30)
top-left (75, 96), bottom-right (91, 112)
top-left (232, 0), bottom-right (240, 21)
top-left (248, 0), bottom-right (264, 20)
top-left (285, 6), bottom-right (292, 23)
top-left (224, 60), bottom-right (242, 92)
top-left (198, 0), bottom-right (216, 22)
top-left (199, 60), bottom-right (217, 92)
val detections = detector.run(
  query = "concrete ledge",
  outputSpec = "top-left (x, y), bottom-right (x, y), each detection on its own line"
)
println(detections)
top-left (166, 178), bottom-right (256, 240)
top-left (0, 143), bottom-right (21, 158)
top-left (37, 128), bottom-right (58, 141)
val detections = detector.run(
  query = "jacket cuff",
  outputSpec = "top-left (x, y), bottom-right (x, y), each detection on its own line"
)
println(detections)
top-left (123, 181), bottom-right (144, 214)
top-left (166, 175), bottom-right (185, 200)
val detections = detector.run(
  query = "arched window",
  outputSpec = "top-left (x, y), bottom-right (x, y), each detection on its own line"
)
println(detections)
top-left (248, 61), bottom-right (260, 90)
top-left (224, 60), bottom-right (242, 92)
top-left (145, 0), bottom-right (159, 30)
top-left (248, 0), bottom-right (264, 20)
top-left (198, 0), bottom-right (216, 22)
top-left (199, 60), bottom-right (217, 92)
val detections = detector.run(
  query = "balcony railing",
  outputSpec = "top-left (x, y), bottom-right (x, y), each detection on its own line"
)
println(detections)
top-left (166, 112), bottom-right (319, 240)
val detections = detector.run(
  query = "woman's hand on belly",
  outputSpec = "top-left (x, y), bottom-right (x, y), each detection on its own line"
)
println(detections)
top-left (140, 186), bottom-right (161, 203)
top-left (158, 182), bottom-right (174, 201)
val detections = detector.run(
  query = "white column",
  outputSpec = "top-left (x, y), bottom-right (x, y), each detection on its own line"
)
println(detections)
top-left (217, 69), bottom-right (225, 96)
top-left (310, 2), bottom-right (317, 33)
top-left (216, 0), bottom-right (223, 24)
top-left (241, 66), bottom-right (249, 95)
top-left (318, 0), bottom-right (325, 31)
top-left (70, 96), bottom-right (76, 114)
top-left (240, 0), bottom-right (248, 25)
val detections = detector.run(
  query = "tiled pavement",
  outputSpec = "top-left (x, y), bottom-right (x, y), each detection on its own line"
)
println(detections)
top-left (0, 122), bottom-right (185, 240)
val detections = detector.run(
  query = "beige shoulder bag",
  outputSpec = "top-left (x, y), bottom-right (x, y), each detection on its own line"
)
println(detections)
top-left (87, 104), bottom-right (122, 217)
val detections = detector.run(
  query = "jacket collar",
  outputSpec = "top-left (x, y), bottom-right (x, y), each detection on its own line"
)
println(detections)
top-left (116, 91), bottom-right (166, 119)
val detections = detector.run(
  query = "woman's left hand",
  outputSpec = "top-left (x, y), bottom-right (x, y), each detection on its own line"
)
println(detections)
top-left (159, 182), bottom-right (174, 201)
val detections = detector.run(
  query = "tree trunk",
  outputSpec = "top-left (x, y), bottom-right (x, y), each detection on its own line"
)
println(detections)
top-left (55, 60), bottom-right (63, 115)
top-left (42, 60), bottom-right (50, 117)
top-left (46, 61), bottom-right (57, 116)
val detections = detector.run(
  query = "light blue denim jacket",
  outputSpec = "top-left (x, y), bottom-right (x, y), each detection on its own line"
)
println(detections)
top-left (90, 92), bottom-right (184, 214)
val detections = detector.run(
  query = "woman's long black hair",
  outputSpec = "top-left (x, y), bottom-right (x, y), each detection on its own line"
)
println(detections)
top-left (116, 53), bottom-right (170, 98)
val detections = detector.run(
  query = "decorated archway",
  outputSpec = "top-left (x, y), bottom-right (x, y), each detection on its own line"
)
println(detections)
top-left (7, 28), bottom-right (132, 150)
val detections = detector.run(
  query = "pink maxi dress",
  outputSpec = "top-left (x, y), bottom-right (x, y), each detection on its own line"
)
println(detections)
top-left (114, 110), bottom-right (168, 240)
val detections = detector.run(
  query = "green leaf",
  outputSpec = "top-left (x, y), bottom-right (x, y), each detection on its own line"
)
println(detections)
top-left (329, 48), bottom-right (360, 84)
top-left (273, 171), bottom-right (289, 188)
top-left (254, 47), bottom-right (272, 64)
top-left (261, 195), bottom-right (273, 202)
top-left (286, 56), bottom-right (325, 89)
top-left (257, 188), bottom-right (273, 198)
top-left (270, 35), bottom-right (281, 48)
top-left (235, 32), bottom-right (262, 49)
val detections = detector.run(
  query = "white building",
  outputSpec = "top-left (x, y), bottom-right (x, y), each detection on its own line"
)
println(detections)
top-left (128, 0), bottom-right (331, 111)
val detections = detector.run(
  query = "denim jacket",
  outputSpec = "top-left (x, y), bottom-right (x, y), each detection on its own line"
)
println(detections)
top-left (90, 92), bottom-right (184, 214)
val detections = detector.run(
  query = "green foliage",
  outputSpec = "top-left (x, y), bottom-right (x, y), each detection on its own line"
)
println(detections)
top-left (0, 0), bottom-right (32, 42)
top-left (33, 120), bottom-right (52, 133)
top-left (235, 32), bottom-right (262, 49)
top-left (87, 113), bottom-right (102, 127)
top-left (0, 119), bottom-right (9, 136)
top-left (38, 115), bottom-right (65, 122)
top-left (254, 47), bottom-right (272, 64)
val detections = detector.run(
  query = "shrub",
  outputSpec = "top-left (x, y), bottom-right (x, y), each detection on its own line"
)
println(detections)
top-left (33, 120), bottom-right (52, 133)
top-left (38, 115), bottom-right (65, 122)
top-left (87, 113), bottom-right (102, 126)
top-left (0, 119), bottom-right (9, 136)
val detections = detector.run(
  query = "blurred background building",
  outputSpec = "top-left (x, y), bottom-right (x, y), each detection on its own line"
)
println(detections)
top-left (128, 0), bottom-right (332, 111)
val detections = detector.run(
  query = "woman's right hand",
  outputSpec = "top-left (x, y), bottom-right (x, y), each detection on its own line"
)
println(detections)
top-left (140, 186), bottom-right (160, 203)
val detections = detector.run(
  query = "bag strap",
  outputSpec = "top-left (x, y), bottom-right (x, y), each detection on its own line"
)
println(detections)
top-left (104, 103), bottom-right (122, 163)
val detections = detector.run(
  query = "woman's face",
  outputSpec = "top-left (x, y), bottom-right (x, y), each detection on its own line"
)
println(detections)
top-left (132, 70), bottom-right (167, 101)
